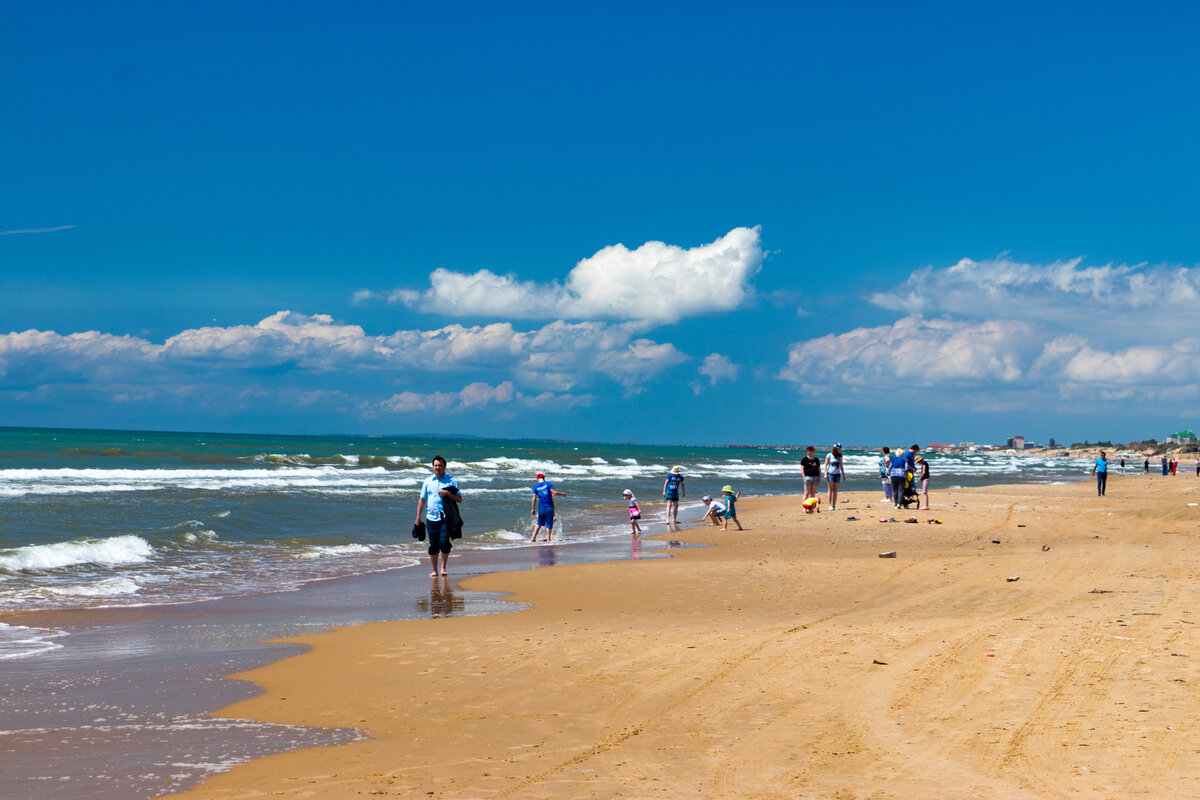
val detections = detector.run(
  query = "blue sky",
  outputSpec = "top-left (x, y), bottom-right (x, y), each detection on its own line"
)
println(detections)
top-left (3, 1), bottom-right (1199, 446)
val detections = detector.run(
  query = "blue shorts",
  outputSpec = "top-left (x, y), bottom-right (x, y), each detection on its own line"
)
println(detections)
top-left (536, 508), bottom-right (555, 528)
top-left (665, 491), bottom-right (679, 501)
top-left (826, 473), bottom-right (841, 484)
top-left (426, 517), bottom-right (451, 555)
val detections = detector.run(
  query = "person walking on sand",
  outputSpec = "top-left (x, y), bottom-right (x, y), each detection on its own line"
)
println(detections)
top-left (1162, 456), bottom-right (1169, 476)
top-left (1092, 451), bottom-right (1109, 496)
top-left (720, 484), bottom-right (743, 531)
top-left (415, 455), bottom-right (462, 577)
top-left (824, 444), bottom-right (844, 511)
top-left (622, 489), bottom-right (642, 536)
top-left (530, 472), bottom-right (565, 542)
top-left (1170, 457), bottom-right (1178, 476)
top-left (916, 454), bottom-right (931, 510)
top-left (662, 466), bottom-right (685, 526)
top-left (1144, 457), bottom-right (1150, 475)
top-left (800, 446), bottom-right (821, 503)
top-left (1120, 457), bottom-right (1126, 476)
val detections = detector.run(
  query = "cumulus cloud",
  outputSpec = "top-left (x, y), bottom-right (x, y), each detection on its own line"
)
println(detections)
top-left (381, 226), bottom-right (764, 323)
top-left (779, 314), bottom-right (1200, 411)
top-left (868, 256), bottom-right (1200, 343)
top-left (377, 381), bottom-right (592, 414)
top-left (690, 353), bottom-right (740, 395)
top-left (0, 312), bottom-right (682, 415)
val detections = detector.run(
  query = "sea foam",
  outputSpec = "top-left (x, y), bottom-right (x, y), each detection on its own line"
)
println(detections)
top-left (0, 535), bottom-right (155, 571)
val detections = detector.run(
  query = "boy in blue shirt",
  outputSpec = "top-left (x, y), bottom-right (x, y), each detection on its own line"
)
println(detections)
top-left (531, 472), bottom-right (566, 542)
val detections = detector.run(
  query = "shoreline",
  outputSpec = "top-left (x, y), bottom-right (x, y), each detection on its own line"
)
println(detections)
top-left (0, 532), bottom-right (684, 800)
top-left (164, 474), bottom-right (1200, 798)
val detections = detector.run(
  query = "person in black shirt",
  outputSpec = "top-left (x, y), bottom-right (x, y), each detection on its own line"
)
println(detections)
top-left (800, 445), bottom-right (821, 502)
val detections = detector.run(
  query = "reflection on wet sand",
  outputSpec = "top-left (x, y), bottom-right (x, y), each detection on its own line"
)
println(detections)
top-left (416, 578), bottom-right (464, 618)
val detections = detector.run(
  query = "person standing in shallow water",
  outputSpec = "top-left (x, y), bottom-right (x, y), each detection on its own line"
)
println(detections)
top-left (662, 466), bottom-right (685, 526)
top-left (1091, 451), bottom-right (1109, 496)
top-left (530, 472), bottom-right (565, 542)
top-left (415, 455), bottom-right (462, 577)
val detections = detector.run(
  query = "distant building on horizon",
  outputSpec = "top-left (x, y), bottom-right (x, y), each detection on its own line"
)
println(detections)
top-left (1166, 429), bottom-right (1196, 445)
top-left (1007, 435), bottom-right (1025, 450)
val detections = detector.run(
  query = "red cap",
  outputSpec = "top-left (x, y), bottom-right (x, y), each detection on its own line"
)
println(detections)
top-left (536, 473), bottom-right (544, 479)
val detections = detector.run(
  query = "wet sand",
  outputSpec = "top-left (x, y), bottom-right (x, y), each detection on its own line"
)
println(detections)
top-left (0, 538), bottom-right (675, 800)
top-left (166, 474), bottom-right (1200, 798)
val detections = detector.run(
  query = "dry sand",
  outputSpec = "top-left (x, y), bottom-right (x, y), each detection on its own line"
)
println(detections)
top-left (171, 476), bottom-right (1200, 799)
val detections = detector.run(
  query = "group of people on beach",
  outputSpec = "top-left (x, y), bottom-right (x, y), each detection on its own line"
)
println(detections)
top-left (414, 446), bottom-right (940, 577)
top-left (1089, 452), bottom-right (1200, 497)
top-left (413, 457), bottom-right (744, 576)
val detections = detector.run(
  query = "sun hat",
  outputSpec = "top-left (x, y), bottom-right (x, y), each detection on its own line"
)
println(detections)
top-left (721, 485), bottom-right (734, 494)
top-left (536, 472), bottom-right (545, 479)
top-left (914, 455), bottom-right (924, 463)
top-left (672, 465), bottom-right (683, 474)
top-left (622, 489), bottom-right (633, 496)
top-left (702, 494), bottom-right (712, 502)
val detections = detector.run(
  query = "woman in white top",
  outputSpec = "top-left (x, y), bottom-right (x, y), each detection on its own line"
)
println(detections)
top-left (824, 445), bottom-right (844, 511)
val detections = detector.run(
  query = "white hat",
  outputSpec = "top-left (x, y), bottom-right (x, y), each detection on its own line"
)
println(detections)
top-left (622, 489), bottom-right (633, 496)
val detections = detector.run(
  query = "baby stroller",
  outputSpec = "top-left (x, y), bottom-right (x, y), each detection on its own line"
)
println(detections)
top-left (898, 470), bottom-right (921, 509)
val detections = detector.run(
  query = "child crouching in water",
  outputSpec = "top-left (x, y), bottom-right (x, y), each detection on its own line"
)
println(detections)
top-left (622, 489), bottom-right (642, 536)
top-left (721, 485), bottom-right (743, 531)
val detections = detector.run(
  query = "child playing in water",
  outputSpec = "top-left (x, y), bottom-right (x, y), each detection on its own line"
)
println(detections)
top-left (622, 489), bottom-right (642, 536)
top-left (721, 484), bottom-right (743, 531)
top-left (698, 494), bottom-right (726, 526)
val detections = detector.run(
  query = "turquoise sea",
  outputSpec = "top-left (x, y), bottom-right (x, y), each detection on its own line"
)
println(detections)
top-left (0, 426), bottom-right (1093, 800)
top-left (0, 425), bottom-right (1093, 656)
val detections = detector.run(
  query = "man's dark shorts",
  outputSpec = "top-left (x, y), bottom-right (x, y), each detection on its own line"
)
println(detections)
top-left (426, 517), bottom-right (451, 555)
top-left (537, 508), bottom-right (554, 528)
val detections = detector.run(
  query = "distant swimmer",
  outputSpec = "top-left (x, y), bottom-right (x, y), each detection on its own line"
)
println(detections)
top-left (530, 472), bottom-right (565, 543)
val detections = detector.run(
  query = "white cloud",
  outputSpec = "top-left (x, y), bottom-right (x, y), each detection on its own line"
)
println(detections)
top-left (383, 226), bottom-right (764, 323)
top-left (868, 256), bottom-right (1200, 344)
top-left (698, 353), bottom-right (739, 384)
top-left (1, 312), bottom-right (681, 416)
top-left (691, 353), bottom-right (740, 394)
top-left (779, 314), bottom-right (1200, 411)
top-left (0, 224), bottom-right (75, 236)
top-left (377, 381), bottom-right (591, 415)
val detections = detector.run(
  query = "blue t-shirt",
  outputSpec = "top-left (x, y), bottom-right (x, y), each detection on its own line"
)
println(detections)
top-left (664, 473), bottom-right (684, 498)
top-left (420, 473), bottom-right (459, 521)
top-left (533, 480), bottom-right (556, 510)
top-left (1095, 458), bottom-right (1108, 473)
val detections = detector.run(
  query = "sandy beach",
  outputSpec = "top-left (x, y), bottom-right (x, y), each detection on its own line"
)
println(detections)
top-left (169, 474), bottom-right (1200, 799)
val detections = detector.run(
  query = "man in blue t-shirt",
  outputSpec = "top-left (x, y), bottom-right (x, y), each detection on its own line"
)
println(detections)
top-left (415, 455), bottom-right (462, 577)
top-left (531, 472), bottom-right (566, 542)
